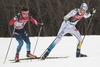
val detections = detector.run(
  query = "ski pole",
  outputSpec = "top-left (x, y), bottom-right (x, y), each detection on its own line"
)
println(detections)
top-left (82, 13), bottom-right (95, 43)
top-left (33, 26), bottom-right (43, 54)
top-left (3, 29), bottom-right (15, 64)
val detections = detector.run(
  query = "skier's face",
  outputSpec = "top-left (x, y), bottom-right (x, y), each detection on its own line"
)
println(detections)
top-left (80, 8), bottom-right (86, 15)
top-left (21, 11), bottom-right (29, 18)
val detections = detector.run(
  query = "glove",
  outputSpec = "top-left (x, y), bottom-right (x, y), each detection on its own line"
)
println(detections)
top-left (39, 23), bottom-right (44, 26)
top-left (92, 8), bottom-right (96, 14)
top-left (90, 8), bottom-right (96, 14)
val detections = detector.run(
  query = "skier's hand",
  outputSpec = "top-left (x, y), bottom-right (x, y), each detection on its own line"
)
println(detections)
top-left (92, 8), bottom-right (96, 14)
top-left (90, 8), bottom-right (96, 14)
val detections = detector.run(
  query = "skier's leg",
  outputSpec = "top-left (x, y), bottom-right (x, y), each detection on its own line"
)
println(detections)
top-left (14, 34), bottom-right (24, 54)
top-left (48, 31), bottom-right (64, 51)
top-left (41, 31), bottom-right (66, 59)
top-left (70, 27), bottom-right (87, 57)
top-left (41, 23), bottom-right (68, 59)
top-left (22, 32), bottom-right (37, 58)
top-left (14, 34), bottom-right (23, 62)
top-left (48, 20), bottom-right (68, 52)
top-left (57, 21), bottom-right (67, 35)
top-left (22, 33), bottom-right (31, 51)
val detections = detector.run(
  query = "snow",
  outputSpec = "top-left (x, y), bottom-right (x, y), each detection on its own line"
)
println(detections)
top-left (0, 35), bottom-right (100, 67)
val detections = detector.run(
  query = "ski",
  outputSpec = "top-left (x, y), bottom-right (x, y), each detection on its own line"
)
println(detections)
top-left (11, 61), bottom-right (21, 63)
top-left (9, 56), bottom-right (68, 62)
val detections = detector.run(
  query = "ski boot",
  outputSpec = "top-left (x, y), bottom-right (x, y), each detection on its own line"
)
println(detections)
top-left (76, 49), bottom-right (87, 57)
top-left (15, 53), bottom-right (19, 62)
top-left (40, 50), bottom-right (50, 60)
top-left (76, 53), bottom-right (87, 57)
top-left (26, 51), bottom-right (37, 59)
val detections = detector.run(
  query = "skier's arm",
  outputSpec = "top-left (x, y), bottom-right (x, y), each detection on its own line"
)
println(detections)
top-left (64, 9), bottom-right (78, 21)
top-left (9, 18), bottom-right (16, 26)
top-left (84, 12), bottom-right (91, 18)
top-left (84, 8), bottom-right (96, 18)
top-left (29, 16), bottom-right (39, 27)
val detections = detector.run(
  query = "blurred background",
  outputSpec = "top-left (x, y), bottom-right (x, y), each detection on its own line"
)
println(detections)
top-left (0, 0), bottom-right (99, 37)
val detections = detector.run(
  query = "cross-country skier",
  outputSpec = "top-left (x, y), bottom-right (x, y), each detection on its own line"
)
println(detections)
top-left (41, 3), bottom-right (96, 59)
top-left (9, 7), bottom-right (43, 62)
